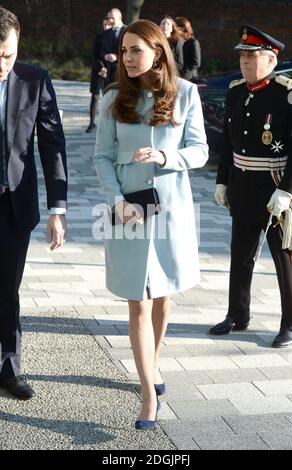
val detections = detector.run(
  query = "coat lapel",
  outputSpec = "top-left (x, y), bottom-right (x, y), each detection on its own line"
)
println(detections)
top-left (6, 66), bottom-right (24, 158)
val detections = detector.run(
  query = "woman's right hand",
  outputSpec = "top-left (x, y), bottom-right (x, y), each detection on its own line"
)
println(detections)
top-left (114, 201), bottom-right (144, 225)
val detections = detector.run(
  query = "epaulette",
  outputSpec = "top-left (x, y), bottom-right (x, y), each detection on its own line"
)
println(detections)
top-left (229, 78), bottom-right (246, 89)
top-left (275, 75), bottom-right (292, 90)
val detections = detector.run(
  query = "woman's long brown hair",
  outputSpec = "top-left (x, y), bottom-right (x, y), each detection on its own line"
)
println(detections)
top-left (175, 16), bottom-right (194, 40)
top-left (110, 19), bottom-right (178, 127)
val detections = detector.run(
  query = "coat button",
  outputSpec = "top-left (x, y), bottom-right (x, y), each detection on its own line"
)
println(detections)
top-left (246, 112), bottom-right (250, 117)
top-left (147, 92), bottom-right (153, 98)
top-left (242, 149), bottom-right (246, 153)
top-left (228, 118), bottom-right (231, 122)
top-left (244, 131), bottom-right (248, 135)
top-left (147, 178), bottom-right (153, 184)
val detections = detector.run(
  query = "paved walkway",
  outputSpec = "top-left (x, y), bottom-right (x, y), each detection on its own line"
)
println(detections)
top-left (1, 80), bottom-right (292, 450)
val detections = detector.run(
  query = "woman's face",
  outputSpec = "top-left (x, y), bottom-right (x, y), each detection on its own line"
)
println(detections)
top-left (122, 32), bottom-right (156, 81)
top-left (160, 18), bottom-right (173, 38)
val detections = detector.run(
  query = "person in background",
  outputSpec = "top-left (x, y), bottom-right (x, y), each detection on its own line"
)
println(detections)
top-left (94, 19), bottom-right (208, 429)
top-left (100, 8), bottom-right (126, 86)
top-left (210, 25), bottom-right (292, 348)
top-left (160, 15), bottom-right (183, 74)
top-left (176, 16), bottom-right (201, 81)
top-left (86, 18), bottom-right (112, 133)
top-left (0, 7), bottom-right (67, 399)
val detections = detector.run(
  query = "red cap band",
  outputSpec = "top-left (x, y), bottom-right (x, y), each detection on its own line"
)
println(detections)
top-left (240, 34), bottom-right (279, 54)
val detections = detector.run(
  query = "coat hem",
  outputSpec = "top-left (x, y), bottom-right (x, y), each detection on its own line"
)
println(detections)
top-left (106, 277), bottom-right (200, 301)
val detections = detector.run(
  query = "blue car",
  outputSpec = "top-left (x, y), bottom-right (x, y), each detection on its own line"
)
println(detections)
top-left (197, 62), bottom-right (292, 159)
top-left (197, 61), bottom-right (292, 90)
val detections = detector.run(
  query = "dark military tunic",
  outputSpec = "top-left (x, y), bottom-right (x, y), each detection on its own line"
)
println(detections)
top-left (216, 73), bottom-right (292, 328)
top-left (217, 72), bottom-right (292, 223)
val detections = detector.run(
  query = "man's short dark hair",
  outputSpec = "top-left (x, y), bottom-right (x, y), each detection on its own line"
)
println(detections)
top-left (0, 6), bottom-right (20, 42)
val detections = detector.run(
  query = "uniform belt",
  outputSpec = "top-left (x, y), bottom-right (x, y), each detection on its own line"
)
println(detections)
top-left (233, 152), bottom-right (288, 172)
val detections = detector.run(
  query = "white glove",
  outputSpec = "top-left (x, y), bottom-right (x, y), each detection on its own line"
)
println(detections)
top-left (267, 188), bottom-right (292, 217)
top-left (214, 184), bottom-right (229, 208)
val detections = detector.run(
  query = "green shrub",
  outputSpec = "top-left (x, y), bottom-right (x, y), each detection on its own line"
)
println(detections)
top-left (205, 58), bottom-right (223, 75)
top-left (18, 36), bottom-right (91, 81)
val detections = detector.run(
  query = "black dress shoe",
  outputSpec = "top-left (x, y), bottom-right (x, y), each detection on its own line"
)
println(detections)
top-left (272, 328), bottom-right (292, 348)
top-left (85, 124), bottom-right (96, 133)
top-left (209, 318), bottom-right (249, 336)
top-left (0, 376), bottom-right (35, 400)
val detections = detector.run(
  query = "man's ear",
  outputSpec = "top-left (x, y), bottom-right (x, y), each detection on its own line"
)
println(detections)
top-left (268, 54), bottom-right (275, 66)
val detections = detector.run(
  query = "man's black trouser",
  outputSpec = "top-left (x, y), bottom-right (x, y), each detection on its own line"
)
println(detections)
top-left (0, 191), bottom-right (30, 377)
top-left (227, 217), bottom-right (292, 329)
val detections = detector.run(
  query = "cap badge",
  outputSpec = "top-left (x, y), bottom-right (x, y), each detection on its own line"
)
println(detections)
top-left (242, 28), bottom-right (248, 41)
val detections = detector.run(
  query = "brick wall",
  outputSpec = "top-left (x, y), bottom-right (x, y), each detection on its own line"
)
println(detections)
top-left (1, 0), bottom-right (292, 71)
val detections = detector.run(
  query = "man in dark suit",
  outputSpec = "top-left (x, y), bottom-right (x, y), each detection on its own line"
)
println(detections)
top-left (85, 17), bottom-right (112, 133)
top-left (0, 7), bottom-right (67, 399)
top-left (209, 25), bottom-right (292, 348)
top-left (100, 8), bottom-right (126, 85)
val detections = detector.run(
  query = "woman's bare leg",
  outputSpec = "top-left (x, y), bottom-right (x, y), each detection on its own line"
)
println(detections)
top-left (152, 296), bottom-right (170, 384)
top-left (128, 299), bottom-right (157, 420)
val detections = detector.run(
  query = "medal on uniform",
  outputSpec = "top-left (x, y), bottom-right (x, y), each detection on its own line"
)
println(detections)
top-left (262, 130), bottom-right (273, 145)
top-left (262, 114), bottom-right (273, 144)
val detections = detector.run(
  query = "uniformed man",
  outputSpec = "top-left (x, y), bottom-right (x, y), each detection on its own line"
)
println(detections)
top-left (209, 25), bottom-right (292, 347)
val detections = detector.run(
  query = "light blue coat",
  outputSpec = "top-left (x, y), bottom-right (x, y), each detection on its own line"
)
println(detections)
top-left (93, 78), bottom-right (208, 300)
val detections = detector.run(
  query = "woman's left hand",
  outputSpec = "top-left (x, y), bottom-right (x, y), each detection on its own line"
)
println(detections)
top-left (132, 147), bottom-right (165, 166)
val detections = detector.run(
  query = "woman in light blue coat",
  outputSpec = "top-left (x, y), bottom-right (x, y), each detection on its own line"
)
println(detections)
top-left (93, 20), bottom-right (208, 430)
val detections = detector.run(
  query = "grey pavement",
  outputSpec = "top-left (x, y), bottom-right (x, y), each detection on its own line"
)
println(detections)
top-left (0, 80), bottom-right (291, 450)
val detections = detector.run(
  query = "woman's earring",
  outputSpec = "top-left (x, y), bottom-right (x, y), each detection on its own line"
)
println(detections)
top-left (151, 59), bottom-right (159, 71)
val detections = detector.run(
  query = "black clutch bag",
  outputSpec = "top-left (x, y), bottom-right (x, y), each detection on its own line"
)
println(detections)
top-left (111, 187), bottom-right (161, 225)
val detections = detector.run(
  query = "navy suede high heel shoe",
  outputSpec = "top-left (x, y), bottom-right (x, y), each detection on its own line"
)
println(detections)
top-left (154, 383), bottom-right (166, 396)
top-left (135, 398), bottom-right (161, 430)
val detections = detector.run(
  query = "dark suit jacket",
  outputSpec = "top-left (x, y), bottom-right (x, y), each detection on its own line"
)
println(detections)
top-left (90, 31), bottom-right (106, 93)
top-left (5, 61), bottom-right (67, 231)
top-left (100, 25), bottom-right (126, 85)
top-left (182, 38), bottom-right (201, 78)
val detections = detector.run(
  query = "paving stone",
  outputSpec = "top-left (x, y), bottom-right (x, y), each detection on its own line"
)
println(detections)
top-left (230, 353), bottom-right (289, 368)
top-left (105, 336), bottom-right (131, 348)
top-left (157, 403), bottom-right (177, 420)
top-left (164, 333), bottom-right (215, 346)
top-left (194, 433), bottom-right (269, 450)
top-left (168, 399), bottom-right (238, 419)
top-left (258, 432), bottom-right (292, 450)
top-left (163, 384), bottom-right (205, 401)
top-left (177, 356), bottom-right (239, 371)
top-left (197, 382), bottom-right (263, 400)
top-left (161, 370), bottom-right (213, 386)
top-left (120, 358), bottom-right (184, 374)
top-left (166, 436), bottom-right (200, 450)
top-left (224, 414), bottom-right (292, 434)
top-left (229, 396), bottom-right (292, 415)
top-left (206, 368), bottom-right (268, 384)
top-left (185, 342), bottom-right (244, 357)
